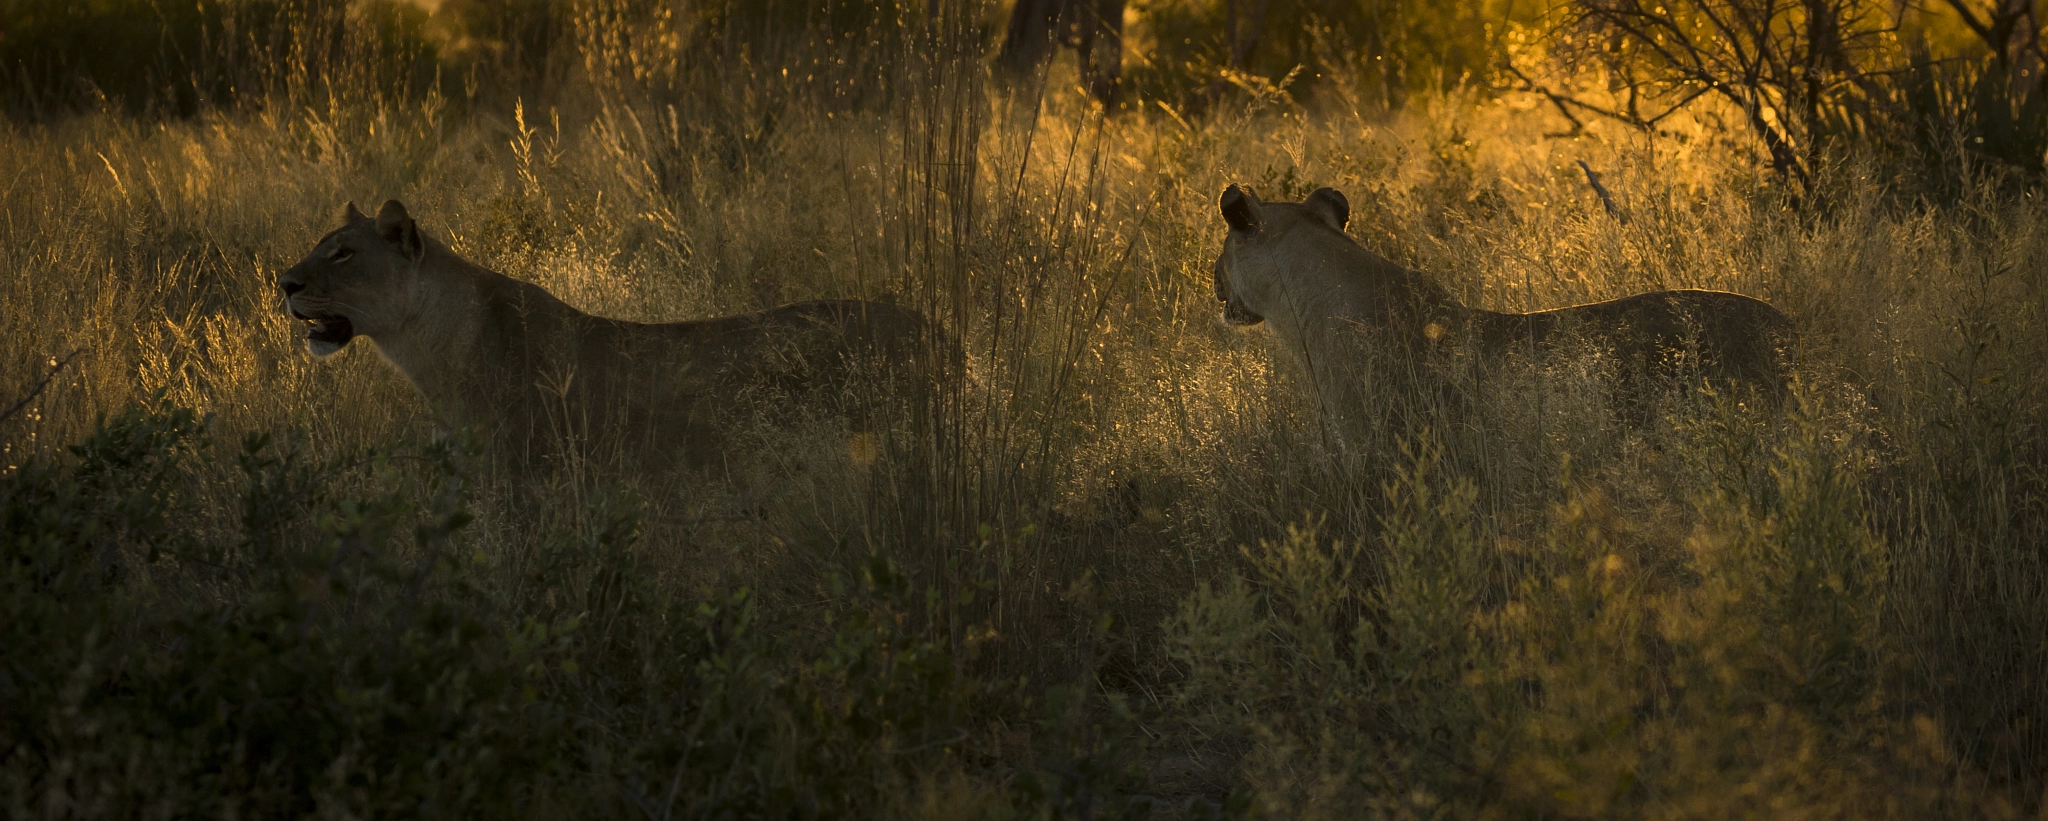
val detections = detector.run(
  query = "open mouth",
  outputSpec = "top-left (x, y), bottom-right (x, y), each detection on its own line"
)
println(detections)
top-left (292, 308), bottom-right (356, 350)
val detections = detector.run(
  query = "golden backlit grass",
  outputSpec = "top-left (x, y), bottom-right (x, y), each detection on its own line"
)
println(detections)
top-left (4, 17), bottom-right (2047, 816)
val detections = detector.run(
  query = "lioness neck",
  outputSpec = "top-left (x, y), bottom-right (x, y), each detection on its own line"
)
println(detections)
top-left (366, 239), bottom-right (577, 431)
top-left (1274, 240), bottom-right (1468, 340)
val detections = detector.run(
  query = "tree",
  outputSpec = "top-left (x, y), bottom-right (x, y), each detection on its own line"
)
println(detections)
top-left (1509, 0), bottom-right (2048, 196)
top-left (1514, 0), bottom-right (1900, 194)
top-left (1938, 0), bottom-right (2044, 104)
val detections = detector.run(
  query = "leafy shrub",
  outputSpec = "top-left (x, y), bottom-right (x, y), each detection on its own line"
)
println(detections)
top-left (1167, 398), bottom-right (2010, 818)
top-left (1, 400), bottom-right (1153, 818)
top-left (2, 399), bottom-right (575, 816)
top-left (0, 0), bottom-right (439, 119)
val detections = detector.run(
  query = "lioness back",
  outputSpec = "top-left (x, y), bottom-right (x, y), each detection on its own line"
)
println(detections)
top-left (1497, 288), bottom-right (1796, 401)
top-left (624, 299), bottom-right (929, 387)
top-left (280, 199), bottom-right (933, 473)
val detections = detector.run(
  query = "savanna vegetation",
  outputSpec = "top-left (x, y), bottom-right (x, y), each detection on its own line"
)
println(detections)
top-left (4, 0), bottom-right (2046, 817)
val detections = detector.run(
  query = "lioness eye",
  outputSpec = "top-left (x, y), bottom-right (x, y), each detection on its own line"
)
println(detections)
top-left (329, 247), bottom-right (354, 263)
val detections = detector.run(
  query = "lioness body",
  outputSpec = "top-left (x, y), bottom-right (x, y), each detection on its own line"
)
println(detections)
top-left (1480, 289), bottom-right (1793, 392)
top-left (281, 200), bottom-right (930, 472)
top-left (1212, 185), bottom-right (1795, 427)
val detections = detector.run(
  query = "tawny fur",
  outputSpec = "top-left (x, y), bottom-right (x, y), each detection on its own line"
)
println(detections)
top-left (280, 200), bottom-right (931, 473)
top-left (1211, 185), bottom-right (1796, 428)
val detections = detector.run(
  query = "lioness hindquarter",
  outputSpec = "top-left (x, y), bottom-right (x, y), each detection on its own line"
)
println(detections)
top-left (279, 199), bottom-right (932, 473)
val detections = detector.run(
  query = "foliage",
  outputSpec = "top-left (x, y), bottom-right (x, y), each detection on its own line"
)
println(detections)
top-left (0, 0), bottom-right (441, 119)
top-left (1511, 0), bottom-right (2048, 197)
top-left (1166, 399), bottom-right (2018, 817)
top-left (1126, 0), bottom-right (1530, 109)
top-left (0, 401), bottom-right (1150, 818)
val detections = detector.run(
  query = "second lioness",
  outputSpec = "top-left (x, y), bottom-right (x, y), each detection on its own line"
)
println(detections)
top-left (1212, 185), bottom-right (1796, 425)
top-left (280, 200), bottom-right (932, 473)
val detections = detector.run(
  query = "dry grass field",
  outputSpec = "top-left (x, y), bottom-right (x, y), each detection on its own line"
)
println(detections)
top-left (4, 1), bottom-right (2047, 817)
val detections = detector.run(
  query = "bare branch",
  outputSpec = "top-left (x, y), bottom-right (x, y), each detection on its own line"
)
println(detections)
top-left (1496, 58), bottom-right (1589, 136)
top-left (1577, 160), bottom-right (1629, 221)
top-left (0, 349), bottom-right (88, 426)
top-left (1939, 0), bottom-right (1997, 44)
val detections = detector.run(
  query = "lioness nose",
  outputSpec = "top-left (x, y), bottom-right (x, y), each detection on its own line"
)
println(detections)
top-left (280, 280), bottom-right (304, 296)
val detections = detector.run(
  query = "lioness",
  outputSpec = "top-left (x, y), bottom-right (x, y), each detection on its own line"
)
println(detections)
top-left (1212, 184), bottom-right (1795, 430)
top-left (279, 200), bottom-right (931, 473)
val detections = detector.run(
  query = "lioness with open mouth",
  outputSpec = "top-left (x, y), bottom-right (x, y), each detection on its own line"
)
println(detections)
top-left (279, 200), bottom-right (932, 474)
top-left (1211, 184), bottom-right (1796, 436)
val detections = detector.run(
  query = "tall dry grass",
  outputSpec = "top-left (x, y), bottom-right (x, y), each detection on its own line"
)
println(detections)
top-left (3, 1), bottom-right (2046, 816)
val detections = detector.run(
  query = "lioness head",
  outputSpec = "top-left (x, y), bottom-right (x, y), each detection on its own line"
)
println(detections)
top-left (278, 200), bottom-right (427, 357)
top-left (1213, 184), bottom-right (1352, 327)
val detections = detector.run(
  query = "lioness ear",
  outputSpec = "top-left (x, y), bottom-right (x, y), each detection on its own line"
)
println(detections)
top-left (344, 201), bottom-right (369, 223)
top-left (375, 199), bottom-right (423, 258)
top-left (1305, 187), bottom-right (1349, 232)
top-left (1221, 184), bottom-right (1262, 233)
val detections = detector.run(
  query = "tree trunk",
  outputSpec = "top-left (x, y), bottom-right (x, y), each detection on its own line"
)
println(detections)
top-left (997, 0), bottom-right (1062, 79)
top-left (1075, 0), bottom-right (1126, 105)
top-left (997, 0), bottom-right (1126, 106)
top-left (1225, 0), bottom-right (1273, 70)
top-left (1193, 0), bottom-right (1271, 112)
top-left (1998, 0), bottom-right (2044, 104)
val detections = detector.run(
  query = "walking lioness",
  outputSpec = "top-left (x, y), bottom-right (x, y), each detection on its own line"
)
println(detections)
top-left (280, 200), bottom-right (931, 473)
top-left (1212, 184), bottom-right (1795, 430)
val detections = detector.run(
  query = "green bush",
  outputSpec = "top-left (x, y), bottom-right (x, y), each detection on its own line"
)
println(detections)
top-left (1, 400), bottom-right (1156, 818)
top-left (3, 400), bottom-right (570, 815)
top-left (0, 0), bottom-right (439, 119)
top-left (1166, 397), bottom-right (2008, 818)
top-left (1126, 0), bottom-right (1528, 109)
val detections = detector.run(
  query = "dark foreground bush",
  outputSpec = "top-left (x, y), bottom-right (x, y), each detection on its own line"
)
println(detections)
top-left (0, 399), bottom-right (1158, 819)
top-left (1165, 396), bottom-right (2029, 819)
